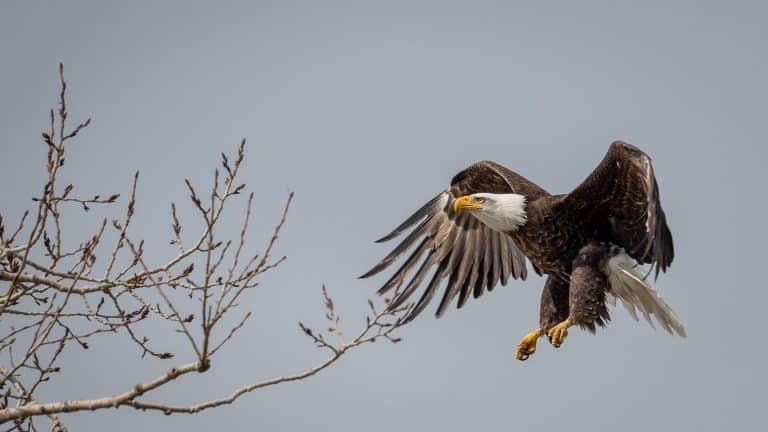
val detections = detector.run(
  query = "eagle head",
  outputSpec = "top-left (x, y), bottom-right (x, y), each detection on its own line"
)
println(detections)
top-left (453, 193), bottom-right (527, 233)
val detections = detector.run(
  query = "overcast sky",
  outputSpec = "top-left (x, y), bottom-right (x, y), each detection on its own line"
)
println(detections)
top-left (1, 1), bottom-right (766, 431)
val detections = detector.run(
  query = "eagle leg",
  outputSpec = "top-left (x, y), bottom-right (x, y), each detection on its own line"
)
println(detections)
top-left (547, 318), bottom-right (573, 348)
top-left (515, 328), bottom-right (542, 361)
top-left (529, 276), bottom-right (570, 355)
top-left (538, 276), bottom-right (569, 345)
top-left (548, 243), bottom-right (613, 349)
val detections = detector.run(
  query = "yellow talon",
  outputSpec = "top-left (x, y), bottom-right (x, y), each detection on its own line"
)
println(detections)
top-left (547, 318), bottom-right (574, 348)
top-left (515, 328), bottom-right (542, 361)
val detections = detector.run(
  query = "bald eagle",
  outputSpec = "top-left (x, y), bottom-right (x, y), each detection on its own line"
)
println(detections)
top-left (361, 141), bottom-right (685, 360)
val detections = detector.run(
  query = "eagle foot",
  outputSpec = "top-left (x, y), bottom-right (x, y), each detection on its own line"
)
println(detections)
top-left (515, 328), bottom-right (542, 361)
top-left (547, 319), bottom-right (573, 348)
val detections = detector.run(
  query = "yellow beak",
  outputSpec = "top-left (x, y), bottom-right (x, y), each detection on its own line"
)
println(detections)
top-left (454, 196), bottom-right (483, 212)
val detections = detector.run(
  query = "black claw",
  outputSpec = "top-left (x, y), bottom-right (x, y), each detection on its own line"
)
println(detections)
top-left (518, 350), bottom-right (531, 361)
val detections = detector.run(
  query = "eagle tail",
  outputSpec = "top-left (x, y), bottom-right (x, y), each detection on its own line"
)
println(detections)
top-left (605, 249), bottom-right (686, 337)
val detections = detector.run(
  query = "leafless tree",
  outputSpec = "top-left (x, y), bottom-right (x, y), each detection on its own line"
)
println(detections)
top-left (0, 64), bottom-right (407, 431)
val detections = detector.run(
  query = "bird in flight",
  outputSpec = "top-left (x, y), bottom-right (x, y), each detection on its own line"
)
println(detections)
top-left (361, 141), bottom-right (685, 361)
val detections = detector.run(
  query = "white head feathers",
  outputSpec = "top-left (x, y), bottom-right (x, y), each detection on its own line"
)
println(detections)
top-left (467, 193), bottom-right (527, 232)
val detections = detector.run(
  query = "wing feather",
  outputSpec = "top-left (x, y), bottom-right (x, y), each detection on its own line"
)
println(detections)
top-left (362, 162), bottom-right (537, 321)
top-left (376, 237), bottom-right (430, 295)
top-left (360, 195), bottom-right (448, 279)
top-left (473, 227), bottom-right (490, 299)
top-left (408, 259), bottom-right (451, 322)
top-left (487, 230), bottom-right (501, 291)
top-left (562, 141), bottom-right (674, 277)
top-left (374, 193), bottom-right (447, 243)
top-left (436, 218), bottom-right (474, 317)
top-left (457, 224), bottom-right (483, 308)
top-left (499, 234), bottom-right (512, 285)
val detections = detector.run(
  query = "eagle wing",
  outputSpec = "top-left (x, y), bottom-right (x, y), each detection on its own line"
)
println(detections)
top-left (561, 141), bottom-right (674, 277)
top-left (360, 161), bottom-right (547, 322)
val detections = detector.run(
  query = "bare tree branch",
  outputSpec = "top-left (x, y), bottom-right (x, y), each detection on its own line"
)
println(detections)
top-left (0, 65), bottom-right (406, 430)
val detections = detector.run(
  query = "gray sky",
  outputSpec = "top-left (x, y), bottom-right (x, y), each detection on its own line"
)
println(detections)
top-left (1, 1), bottom-right (766, 430)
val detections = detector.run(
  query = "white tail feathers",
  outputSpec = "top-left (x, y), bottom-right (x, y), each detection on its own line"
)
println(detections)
top-left (605, 251), bottom-right (686, 337)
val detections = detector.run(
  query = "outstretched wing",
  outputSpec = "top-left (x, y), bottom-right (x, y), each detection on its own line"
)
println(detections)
top-left (561, 141), bottom-right (674, 277)
top-left (361, 161), bottom-right (546, 323)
